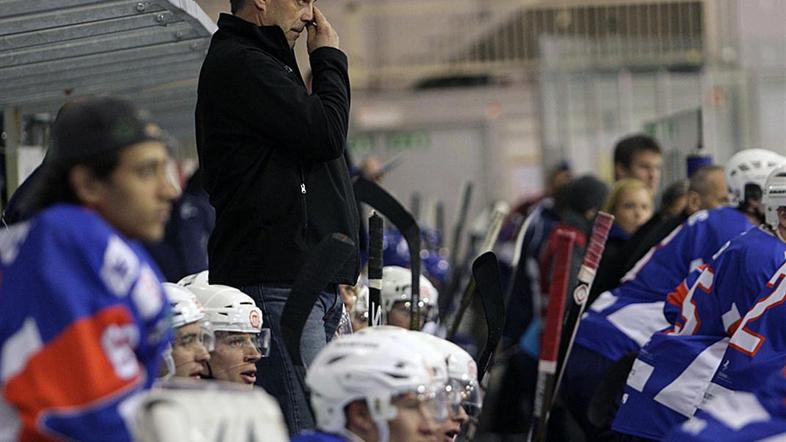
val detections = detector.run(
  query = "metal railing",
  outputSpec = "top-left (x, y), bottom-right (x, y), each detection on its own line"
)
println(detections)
top-left (344, 0), bottom-right (704, 90)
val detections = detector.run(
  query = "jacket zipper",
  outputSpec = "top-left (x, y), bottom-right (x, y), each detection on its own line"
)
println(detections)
top-left (299, 167), bottom-right (308, 232)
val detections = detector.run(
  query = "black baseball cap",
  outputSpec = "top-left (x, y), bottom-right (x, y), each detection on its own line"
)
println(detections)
top-left (49, 96), bottom-right (166, 162)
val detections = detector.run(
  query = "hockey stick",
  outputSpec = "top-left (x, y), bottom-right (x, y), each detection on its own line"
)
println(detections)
top-left (367, 212), bottom-right (384, 326)
top-left (448, 202), bottom-right (509, 339)
top-left (280, 233), bottom-right (356, 384)
top-left (472, 251), bottom-right (505, 383)
top-left (353, 176), bottom-right (422, 330)
top-left (552, 212), bottom-right (614, 400)
top-left (529, 230), bottom-right (576, 442)
top-left (441, 182), bottom-right (474, 322)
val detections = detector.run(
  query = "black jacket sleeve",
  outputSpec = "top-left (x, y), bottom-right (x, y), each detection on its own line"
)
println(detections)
top-left (238, 47), bottom-right (350, 163)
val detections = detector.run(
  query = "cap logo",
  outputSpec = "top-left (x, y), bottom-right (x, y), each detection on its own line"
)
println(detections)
top-left (249, 310), bottom-right (262, 328)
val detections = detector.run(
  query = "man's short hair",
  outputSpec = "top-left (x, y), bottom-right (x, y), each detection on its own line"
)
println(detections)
top-left (661, 179), bottom-right (689, 208)
top-left (613, 134), bottom-right (662, 169)
top-left (689, 165), bottom-right (725, 195)
top-left (230, 0), bottom-right (245, 14)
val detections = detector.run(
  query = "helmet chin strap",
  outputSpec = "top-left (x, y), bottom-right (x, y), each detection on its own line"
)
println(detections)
top-left (365, 394), bottom-right (397, 442)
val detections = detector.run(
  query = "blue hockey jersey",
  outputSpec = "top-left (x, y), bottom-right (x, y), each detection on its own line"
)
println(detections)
top-left (574, 207), bottom-right (754, 362)
top-left (707, 252), bottom-right (786, 400)
top-left (664, 367), bottom-right (786, 441)
top-left (0, 204), bottom-right (172, 441)
top-left (292, 431), bottom-right (348, 442)
top-left (612, 226), bottom-right (786, 439)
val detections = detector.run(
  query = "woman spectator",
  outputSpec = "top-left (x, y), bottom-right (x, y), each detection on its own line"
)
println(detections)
top-left (589, 178), bottom-right (654, 303)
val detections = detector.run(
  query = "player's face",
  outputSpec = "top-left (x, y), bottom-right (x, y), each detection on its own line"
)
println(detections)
top-left (90, 141), bottom-right (180, 242)
top-left (628, 151), bottom-right (663, 191)
top-left (172, 322), bottom-right (211, 378)
top-left (261, 0), bottom-right (315, 48)
top-left (209, 332), bottom-right (261, 387)
top-left (388, 392), bottom-right (440, 442)
top-left (387, 301), bottom-right (426, 330)
top-left (439, 404), bottom-right (468, 442)
top-left (614, 187), bottom-right (653, 235)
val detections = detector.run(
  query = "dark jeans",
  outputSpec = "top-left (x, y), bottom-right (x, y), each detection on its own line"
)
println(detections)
top-left (241, 284), bottom-right (342, 435)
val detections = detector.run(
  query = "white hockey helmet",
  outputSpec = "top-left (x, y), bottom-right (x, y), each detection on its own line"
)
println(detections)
top-left (417, 333), bottom-right (483, 419)
top-left (307, 327), bottom-right (448, 442)
top-left (726, 149), bottom-right (786, 206)
top-left (763, 165), bottom-right (786, 231)
top-left (160, 283), bottom-right (214, 379)
top-left (177, 270), bottom-right (210, 289)
top-left (354, 326), bottom-right (449, 385)
top-left (163, 282), bottom-right (207, 328)
top-left (187, 283), bottom-right (271, 357)
top-left (381, 266), bottom-right (439, 318)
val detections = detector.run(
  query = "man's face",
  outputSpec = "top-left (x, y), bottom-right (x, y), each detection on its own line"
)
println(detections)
top-left (91, 141), bottom-right (179, 242)
top-left (387, 301), bottom-right (427, 330)
top-left (439, 405), bottom-right (469, 442)
top-left (209, 332), bottom-right (261, 387)
top-left (622, 151), bottom-right (663, 191)
top-left (172, 322), bottom-right (211, 378)
top-left (388, 392), bottom-right (439, 442)
top-left (261, 0), bottom-right (316, 48)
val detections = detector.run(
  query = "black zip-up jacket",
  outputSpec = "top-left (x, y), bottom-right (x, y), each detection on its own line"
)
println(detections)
top-left (195, 14), bottom-right (359, 287)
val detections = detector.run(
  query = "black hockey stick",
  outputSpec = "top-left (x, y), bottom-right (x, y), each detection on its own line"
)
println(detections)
top-left (367, 212), bottom-right (384, 326)
top-left (353, 176), bottom-right (422, 330)
top-left (280, 233), bottom-right (356, 380)
top-left (441, 182), bottom-right (474, 322)
top-left (472, 251), bottom-right (505, 383)
top-left (447, 202), bottom-right (509, 338)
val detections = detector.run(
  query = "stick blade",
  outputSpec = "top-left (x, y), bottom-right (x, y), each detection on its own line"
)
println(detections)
top-left (472, 251), bottom-right (505, 383)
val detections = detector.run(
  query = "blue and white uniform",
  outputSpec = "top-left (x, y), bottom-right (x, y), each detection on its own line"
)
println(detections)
top-left (292, 431), bottom-right (349, 442)
top-left (612, 226), bottom-right (786, 439)
top-left (707, 253), bottom-right (786, 401)
top-left (574, 207), bottom-right (754, 363)
top-left (664, 367), bottom-right (786, 441)
top-left (0, 204), bottom-right (171, 441)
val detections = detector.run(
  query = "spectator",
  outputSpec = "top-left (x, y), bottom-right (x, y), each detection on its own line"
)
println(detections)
top-left (0, 97), bottom-right (179, 440)
top-left (195, 0), bottom-right (359, 431)
top-left (589, 179), bottom-right (653, 301)
top-left (613, 134), bottom-right (663, 192)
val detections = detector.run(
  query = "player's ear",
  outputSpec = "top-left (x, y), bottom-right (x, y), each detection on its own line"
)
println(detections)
top-left (686, 191), bottom-right (701, 214)
top-left (251, 0), bottom-right (266, 12)
top-left (345, 400), bottom-right (376, 438)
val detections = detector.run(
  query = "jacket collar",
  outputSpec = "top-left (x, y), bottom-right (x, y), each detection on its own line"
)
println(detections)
top-left (216, 13), bottom-right (296, 67)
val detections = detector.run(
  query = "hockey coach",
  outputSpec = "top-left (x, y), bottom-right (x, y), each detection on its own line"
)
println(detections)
top-left (195, 0), bottom-right (360, 433)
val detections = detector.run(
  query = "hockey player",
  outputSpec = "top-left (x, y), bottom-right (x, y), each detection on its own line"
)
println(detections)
top-left (611, 165), bottom-right (786, 440)
top-left (292, 326), bottom-right (448, 442)
top-left (701, 166), bottom-right (786, 401)
top-left (0, 97), bottom-right (179, 440)
top-left (562, 149), bottom-right (784, 437)
top-left (160, 283), bottom-right (214, 379)
top-left (381, 266), bottom-right (439, 330)
top-left (664, 366), bottom-right (786, 441)
top-left (187, 282), bottom-right (271, 388)
top-left (418, 333), bottom-right (483, 441)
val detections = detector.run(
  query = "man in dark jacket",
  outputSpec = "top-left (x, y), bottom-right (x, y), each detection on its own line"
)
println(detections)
top-left (195, 0), bottom-right (359, 433)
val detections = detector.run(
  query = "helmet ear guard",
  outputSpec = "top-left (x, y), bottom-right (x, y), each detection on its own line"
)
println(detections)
top-left (763, 166), bottom-right (786, 233)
